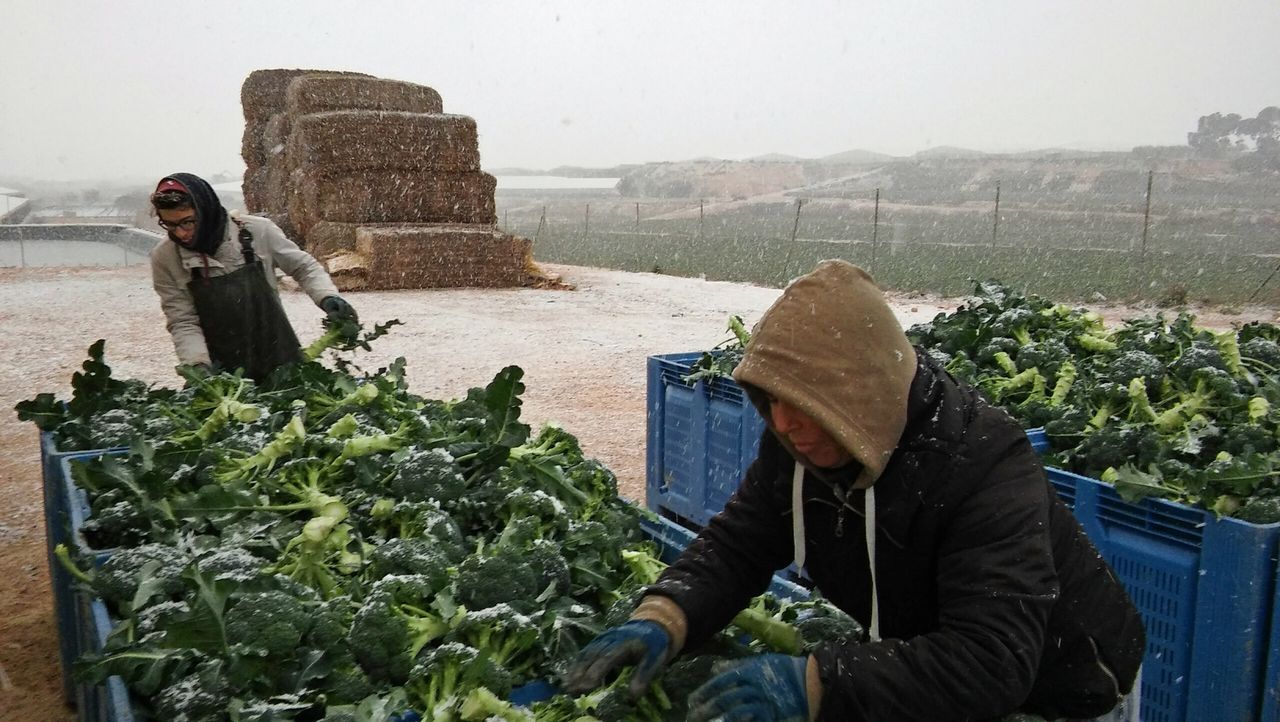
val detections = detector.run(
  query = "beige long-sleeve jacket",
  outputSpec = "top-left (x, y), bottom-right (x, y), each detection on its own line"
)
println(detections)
top-left (149, 212), bottom-right (339, 366)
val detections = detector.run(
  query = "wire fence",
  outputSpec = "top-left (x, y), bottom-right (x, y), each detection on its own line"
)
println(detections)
top-left (497, 175), bottom-right (1280, 306)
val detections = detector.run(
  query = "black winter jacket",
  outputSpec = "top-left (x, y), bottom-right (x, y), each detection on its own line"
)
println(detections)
top-left (649, 354), bottom-right (1146, 721)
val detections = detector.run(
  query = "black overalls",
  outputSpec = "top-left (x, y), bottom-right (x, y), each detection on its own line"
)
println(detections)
top-left (189, 223), bottom-right (302, 381)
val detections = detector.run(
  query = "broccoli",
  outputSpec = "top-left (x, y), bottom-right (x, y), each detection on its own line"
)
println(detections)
top-left (223, 590), bottom-right (313, 659)
top-left (388, 447), bottom-right (468, 504)
top-left (944, 351), bottom-right (979, 381)
top-left (1042, 406), bottom-right (1092, 448)
top-left (266, 512), bottom-right (363, 599)
top-left (321, 663), bottom-right (378, 707)
top-left (227, 695), bottom-right (316, 721)
top-left (1241, 336), bottom-right (1280, 372)
top-left (990, 307), bottom-right (1037, 346)
top-left (458, 686), bottom-right (533, 722)
top-left (1233, 495), bottom-right (1280, 524)
top-left (56, 541), bottom-right (187, 609)
top-left (134, 600), bottom-right (192, 642)
top-left (975, 337), bottom-right (1022, 366)
top-left (1016, 339), bottom-right (1071, 379)
top-left (213, 413), bottom-right (307, 482)
top-left (454, 545), bottom-right (547, 612)
top-left (1154, 367), bottom-right (1245, 434)
top-left (448, 603), bottom-right (543, 680)
top-left (150, 657), bottom-right (233, 722)
top-left (193, 546), bottom-right (270, 586)
top-left (80, 497), bottom-right (148, 550)
top-left (498, 488), bottom-right (570, 540)
top-left (182, 375), bottom-right (263, 443)
top-left (1107, 350), bottom-right (1166, 396)
top-left (1170, 341), bottom-right (1229, 382)
top-left (980, 366), bottom-right (1045, 404)
top-left (1085, 382), bottom-right (1131, 430)
top-left (1068, 424), bottom-right (1164, 480)
top-left (556, 667), bottom-right (670, 722)
top-left (366, 537), bottom-right (453, 588)
top-left (789, 598), bottom-right (865, 652)
top-left (405, 641), bottom-right (513, 722)
top-left (365, 500), bottom-right (467, 560)
top-left (349, 574), bottom-right (461, 683)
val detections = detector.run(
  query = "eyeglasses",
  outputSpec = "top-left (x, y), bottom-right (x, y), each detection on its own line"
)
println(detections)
top-left (157, 217), bottom-right (198, 232)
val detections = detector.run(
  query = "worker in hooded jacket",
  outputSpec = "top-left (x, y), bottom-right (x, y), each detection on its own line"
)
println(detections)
top-left (564, 259), bottom-right (1145, 722)
top-left (149, 172), bottom-right (357, 381)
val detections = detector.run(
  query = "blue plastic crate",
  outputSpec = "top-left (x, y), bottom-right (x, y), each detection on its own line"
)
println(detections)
top-left (78, 597), bottom-right (136, 722)
top-left (75, 511), bottom-right (802, 720)
top-left (1262, 555), bottom-right (1280, 722)
top-left (1025, 426), bottom-right (1048, 453)
top-left (1046, 467), bottom-right (1280, 722)
top-left (44, 439), bottom-right (124, 706)
top-left (645, 352), bottom-right (765, 528)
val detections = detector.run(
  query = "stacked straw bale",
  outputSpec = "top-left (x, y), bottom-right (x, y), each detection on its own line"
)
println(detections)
top-left (239, 68), bottom-right (544, 290)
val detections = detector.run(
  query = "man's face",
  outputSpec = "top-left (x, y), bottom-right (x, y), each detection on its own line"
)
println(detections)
top-left (157, 206), bottom-right (198, 246)
top-left (767, 397), bottom-right (853, 469)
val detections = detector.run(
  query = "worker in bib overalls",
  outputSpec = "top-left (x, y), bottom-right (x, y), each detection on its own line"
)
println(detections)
top-left (149, 172), bottom-right (356, 381)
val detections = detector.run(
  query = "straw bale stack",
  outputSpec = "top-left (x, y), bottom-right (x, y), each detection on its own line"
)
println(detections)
top-left (287, 169), bottom-right (496, 238)
top-left (286, 112), bottom-right (480, 174)
top-left (355, 225), bottom-right (531, 289)
top-left (285, 76), bottom-right (443, 117)
top-left (239, 68), bottom-right (552, 290)
top-left (240, 69), bottom-right (371, 124)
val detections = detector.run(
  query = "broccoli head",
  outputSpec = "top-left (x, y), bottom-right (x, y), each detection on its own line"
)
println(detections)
top-left (405, 641), bottom-right (513, 721)
top-left (454, 545), bottom-right (545, 612)
top-left (365, 537), bottom-right (453, 587)
top-left (349, 574), bottom-right (459, 683)
top-left (1015, 339), bottom-right (1071, 379)
top-left (389, 447), bottom-right (468, 504)
top-left (1241, 336), bottom-right (1280, 371)
top-left (447, 603), bottom-right (543, 679)
top-left (1106, 350), bottom-right (1166, 396)
top-left (224, 590), bottom-right (313, 659)
top-left (1170, 341), bottom-right (1228, 381)
top-left (91, 542), bottom-right (189, 608)
top-left (151, 657), bottom-right (233, 722)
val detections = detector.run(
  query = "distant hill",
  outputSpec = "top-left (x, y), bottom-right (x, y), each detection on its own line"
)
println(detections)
top-left (743, 152), bottom-right (805, 162)
top-left (487, 164), bottom-right (639, 177)
top-left (815, 148), bottom-right (897, 164)
top-left (912, 145), bottom-right (989, 159)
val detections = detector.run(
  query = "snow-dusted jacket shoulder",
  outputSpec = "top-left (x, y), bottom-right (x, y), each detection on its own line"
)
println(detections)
top-left (150, 213), bottom-right (339, 365)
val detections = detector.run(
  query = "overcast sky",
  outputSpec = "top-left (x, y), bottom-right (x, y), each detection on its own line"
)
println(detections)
top-left (2, 0), bottom-right (1278, 183)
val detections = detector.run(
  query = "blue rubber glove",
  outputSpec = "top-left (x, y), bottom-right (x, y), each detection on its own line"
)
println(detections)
top-left (687, 653), bottom-right (810, 722)
top-left (320, 295), bottom-right (358, 323)
top-left (561, 620), bottom-right (673, 698)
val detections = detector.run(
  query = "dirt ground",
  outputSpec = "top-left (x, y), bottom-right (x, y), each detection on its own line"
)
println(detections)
top-left (0, 261), bottom-right (1273, 720)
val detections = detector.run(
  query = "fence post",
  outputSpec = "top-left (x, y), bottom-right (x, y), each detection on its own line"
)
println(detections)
top-left (20, 238), bottom-right (26, 267)
top-left (635, 202), bottom-right (640, 231)
top-left (699, 199), bottom-right (705, 238)
top-left (870, 188), bottom-right (880, 273)
top-left (992, 180), bottom-right (1001, 247)
top-left (584, 203), bottom-right (590, 237)
top-left (1140, 170), bottom-right (1153, 257)
top-left (534, 206), bottom-right (547, 243)
top-left (781, 198), bottom-right (805, 282)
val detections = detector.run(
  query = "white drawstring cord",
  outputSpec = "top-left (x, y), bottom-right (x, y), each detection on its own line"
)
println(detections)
top-left (865, 485), bottom-right (880, 642)
top-left (791, 462), bottom-right (806, 570)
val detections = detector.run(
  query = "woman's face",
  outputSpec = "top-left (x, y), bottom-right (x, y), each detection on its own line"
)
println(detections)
top-left (767, 396), bottom-right (853, 469)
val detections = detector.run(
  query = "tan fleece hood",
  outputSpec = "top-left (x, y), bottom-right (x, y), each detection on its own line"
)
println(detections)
top-left (733, 260), bottom-right (917, 488)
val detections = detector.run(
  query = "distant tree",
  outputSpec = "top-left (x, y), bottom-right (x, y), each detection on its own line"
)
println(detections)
top-left (1188, 107), bottom-right (1280, 171)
